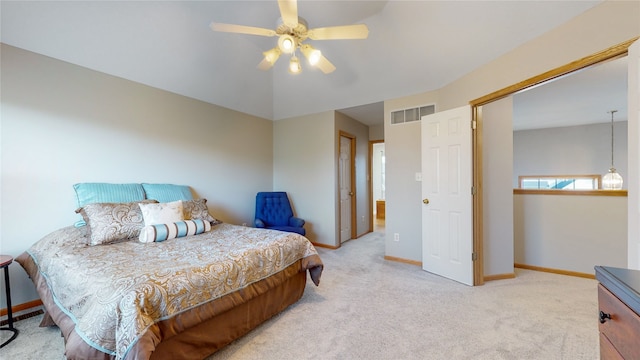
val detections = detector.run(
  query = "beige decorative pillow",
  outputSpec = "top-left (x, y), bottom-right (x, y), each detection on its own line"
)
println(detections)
top-left (76, 200), bottom-right (158, 246)
top-left (182, 198), bottom-right (222, 226)
top-left (139, 200), bottom-right (184, 226)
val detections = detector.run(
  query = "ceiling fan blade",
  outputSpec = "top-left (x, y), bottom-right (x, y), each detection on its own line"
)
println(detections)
top-left (258, 47), bottom-right (282, 70)
top-left (308, 24), bottom-right (369, 40)
top-left (300, 44), bottom-right (335, 74)
top-left (210, 22), bottom-right (276, 37)
top-left (278, 0), bottom-right (298, 27)
top-left (258, 58), bottom-right (275, 71)
top-left (315, 54), bottom-right (336, 74)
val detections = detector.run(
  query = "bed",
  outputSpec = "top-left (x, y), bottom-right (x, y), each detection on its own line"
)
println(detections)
top-left (16, 209), bottom-right (323, 359)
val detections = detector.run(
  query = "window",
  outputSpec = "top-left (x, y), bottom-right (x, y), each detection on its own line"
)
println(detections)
top-left (518, 175), bottom-right (601, 190)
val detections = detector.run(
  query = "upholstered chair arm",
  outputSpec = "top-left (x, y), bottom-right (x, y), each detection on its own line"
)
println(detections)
top-left (255, 218), bottom-right (266, 228)
top-left (289, 217), bottom-right (305, 228)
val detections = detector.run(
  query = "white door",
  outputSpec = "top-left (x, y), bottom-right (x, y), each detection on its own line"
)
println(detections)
top-left (421, 105), bottom-right (474, 285)
top-left (339, 135), bottom-right (353, 243)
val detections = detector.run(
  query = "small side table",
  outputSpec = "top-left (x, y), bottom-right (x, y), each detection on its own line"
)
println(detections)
top-left (0, 255), bottom-right (18, 348)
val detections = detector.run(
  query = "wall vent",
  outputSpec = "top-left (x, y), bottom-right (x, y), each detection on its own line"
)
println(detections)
top-left (391, 104), bottom-right (436, 125)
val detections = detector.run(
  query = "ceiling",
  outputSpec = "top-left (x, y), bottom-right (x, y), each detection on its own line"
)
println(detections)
top-left (513, 55), bottom-right (628, 131)
top-left (1, 0), bottom-right (610, 127)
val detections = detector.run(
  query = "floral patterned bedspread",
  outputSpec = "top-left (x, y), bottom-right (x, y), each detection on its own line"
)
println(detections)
top-left (26, 223), bottom-right (322, 359)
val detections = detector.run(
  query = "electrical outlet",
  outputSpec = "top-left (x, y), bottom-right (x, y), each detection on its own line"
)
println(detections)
top-left (361, 215), bottom-right (365, 222)
top-left (394, 233), bottom-right (400, 242)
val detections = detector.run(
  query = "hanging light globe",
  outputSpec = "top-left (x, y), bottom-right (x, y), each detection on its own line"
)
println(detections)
top-left (602, 168), bottom-right (623, 190)
top-left (602, 110), bottom-right (623, 190)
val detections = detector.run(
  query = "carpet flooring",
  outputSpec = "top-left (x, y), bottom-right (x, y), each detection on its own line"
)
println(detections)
top-left (1, 230), bottom-right (599, 359)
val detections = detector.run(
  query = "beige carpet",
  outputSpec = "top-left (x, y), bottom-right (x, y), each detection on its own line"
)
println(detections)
top-left (1, 230), bottom-right (599, 359)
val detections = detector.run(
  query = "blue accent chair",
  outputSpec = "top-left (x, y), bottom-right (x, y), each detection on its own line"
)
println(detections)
top-left (254, 192), bottom-right (306, 236)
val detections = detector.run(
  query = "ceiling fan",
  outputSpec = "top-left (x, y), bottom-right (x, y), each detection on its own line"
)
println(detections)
top-left (210, 0), bottom-right (369, 74)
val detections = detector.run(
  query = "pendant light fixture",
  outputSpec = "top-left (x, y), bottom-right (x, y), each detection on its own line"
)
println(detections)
top-left (602, 110), bottom-right (623, 190)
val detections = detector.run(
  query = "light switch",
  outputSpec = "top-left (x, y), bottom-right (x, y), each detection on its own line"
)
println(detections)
top-left (415, 172), bottom-right (422, 181)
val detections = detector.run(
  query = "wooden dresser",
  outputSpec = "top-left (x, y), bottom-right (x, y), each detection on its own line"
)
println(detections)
top-left (595, 266), bottom-right (640, 359)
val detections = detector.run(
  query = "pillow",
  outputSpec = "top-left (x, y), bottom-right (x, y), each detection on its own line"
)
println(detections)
top-left (76, 199), bottom-right (158, 246)
top-left (182, 198), bottom-right (222, 225)
top-left (139, 200), bottom-right (184, 226)
top-left (73, 183), bottom-right (146, 227)
top-left (141, 183), bottom-right (193, 203)
top-left (138, 219), bottom-right (212, 243)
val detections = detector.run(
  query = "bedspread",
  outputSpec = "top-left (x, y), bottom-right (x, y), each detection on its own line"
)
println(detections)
top-left (24, 223), bottom-right (322, 359)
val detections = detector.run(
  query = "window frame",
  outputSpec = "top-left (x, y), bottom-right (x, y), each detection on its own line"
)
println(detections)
top-left (518, 174), bottom-right (602, 190)
top-left (515, 174), bottom-right (627, 196)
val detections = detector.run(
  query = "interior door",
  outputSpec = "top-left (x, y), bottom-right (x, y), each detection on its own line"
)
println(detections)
top-left (339, 135), bottom-right (353, 243)
top-left (421, 105), bottom-right (474, 285)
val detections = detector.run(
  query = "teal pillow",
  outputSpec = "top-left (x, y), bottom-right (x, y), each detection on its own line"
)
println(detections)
top-left (142, 183), bottom-right (193, 203)
top-left (73, 183), bottom-right (146, 227)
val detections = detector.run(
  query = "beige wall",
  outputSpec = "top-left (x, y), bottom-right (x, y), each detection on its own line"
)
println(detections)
top-left (384, 92), bottom-right (439, 260)
top-left (1, 44), bottom-right (274, 305)
top-left (273, 110), bottom-right (371, 246)
top-left (369, 124), bottom-right (384, 141)
top-left (383, 0), bottom-right (640, 271)
top-left (273, 111), bottom-right (337, 246)
top-left (514, 122), bottom-right (629, 187)
top-left (481, 98), bottom-right (514, 277)
top-left (514, 194), bottom-right (627, 274)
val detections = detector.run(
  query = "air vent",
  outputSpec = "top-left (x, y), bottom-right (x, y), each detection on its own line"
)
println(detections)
top-left (391, 104), bottom-right (435, 125)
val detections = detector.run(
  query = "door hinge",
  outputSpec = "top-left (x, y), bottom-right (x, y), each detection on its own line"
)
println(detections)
top-left (471, 186), bottom-right (477, 195)
top-left (471, 120), bottom-right (477, 130)
top-left (472, 252), bottom-right (478, 261)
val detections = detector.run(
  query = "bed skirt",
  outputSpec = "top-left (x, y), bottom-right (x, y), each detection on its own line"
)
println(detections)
top-left (18, 252), bottom-right (317, 360)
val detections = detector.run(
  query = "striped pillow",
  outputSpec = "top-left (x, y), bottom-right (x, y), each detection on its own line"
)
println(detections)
top-left (138, 219), bottom-right (211, 243)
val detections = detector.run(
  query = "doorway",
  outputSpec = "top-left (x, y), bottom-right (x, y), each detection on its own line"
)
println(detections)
top-left (470, 38), bottom-right (638, 285)
top-left (509, 56), bottom-right (629, 276)
top-left (370, 141), bottom-right (385, 232)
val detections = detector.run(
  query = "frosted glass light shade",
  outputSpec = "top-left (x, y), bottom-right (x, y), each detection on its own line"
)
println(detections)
top-left (263, 48), bottom-right (281, 64)
top-left (602, 168), bottom-right (623, 190)
top-left (278, 35), bottom-right (296, 54)
top-left (308, 49), bottom-right (321, 65)
top-left (288, 55), bottom-right (301, 74)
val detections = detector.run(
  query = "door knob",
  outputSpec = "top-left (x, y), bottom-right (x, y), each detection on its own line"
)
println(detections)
top-left (423, 198), bottom-right (429, 204)
top-left (349, 192), bottom-right (354, 196)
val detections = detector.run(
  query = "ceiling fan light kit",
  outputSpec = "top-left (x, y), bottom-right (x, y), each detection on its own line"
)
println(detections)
top-left (210, 0), bottom-right (369, 75)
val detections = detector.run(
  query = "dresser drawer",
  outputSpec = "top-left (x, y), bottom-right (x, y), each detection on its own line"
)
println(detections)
top-left (600, 332), bottom-right (624, 360)
top-left (598, 284), bottom-right (640, 359)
